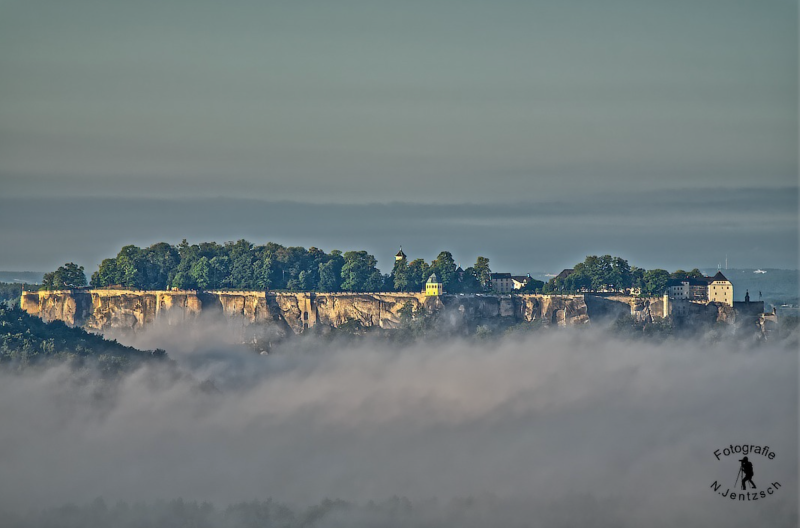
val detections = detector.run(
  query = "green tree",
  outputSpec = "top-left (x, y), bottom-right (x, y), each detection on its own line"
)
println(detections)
top-left (610, 256), bottom-right (632, 291)
top-left (671, 268), bottom-right (703, 279)
top-left (558, 264), bottom-right (590, 292)
top-left (208, 256), bottom-right (230, 289)
top-left (91, 258), bottom-right (119, 287)
top-left (224, 241), bottom-right (255, 289)
top-left (567, 255), bottom-right (632, 292)
top-left (521, 278), bottom-right (545, 292)
top-left (0, 282), bottom-right (23, 306)
top-left (340, 251), bottom-right (380, 291)
top-left (302, 247), bottom-right (327, 290)
top-left (392, 258), bottom-right (410, 291)
top-left (252, 257), bottom-right (274, 290)
top-left (365, 271), bottom-right (387, 292)
top-left (41, 263), bottom-right (87, 290)
top-left (318, 252), bottom-right (344, 291)
top-left (642, 269), bottom-right (670, 296)
top-left (579, 255), bottom-right (602, 291)
top-left (595, 255), bottom-right (614, 291)
top-left (281, 246), bottom-right (312, 290)
top-left (170, 271), bottom-right (194, 290)
top-left (459, 267), bottom-right (483, 293)
top-left (406, 259), bottom-right (429, 292)
top-left (429, 251), bottom-right (457, 290)
top-left (189, 257), bottom-right (212, 289)
top-left (473, 256), bottom-right (491, 288)
top-left (113, 245), bottom-right (145, 288)
top-left (141, 242), bottom-right (180, 289)
top-left (631, 266), bottom-right (645, 292)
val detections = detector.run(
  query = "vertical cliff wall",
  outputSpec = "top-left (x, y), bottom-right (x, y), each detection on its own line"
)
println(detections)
top-left (21, 290), bottom-right (601, 335)
top-left (585, 295), bottom-right (667, 323)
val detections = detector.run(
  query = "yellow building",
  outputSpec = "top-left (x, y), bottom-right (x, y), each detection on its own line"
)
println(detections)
top-left (706, 271), bottom-right (733, 306)
top-left (425, 273), bottom-right (443, 296)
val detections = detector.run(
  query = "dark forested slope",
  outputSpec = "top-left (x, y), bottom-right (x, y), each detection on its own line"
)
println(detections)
top-left (0, 305), bottom-right (166, 373)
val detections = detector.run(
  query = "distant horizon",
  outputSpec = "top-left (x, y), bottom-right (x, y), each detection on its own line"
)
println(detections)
top-left (1, 191), bottom-right (797, 273)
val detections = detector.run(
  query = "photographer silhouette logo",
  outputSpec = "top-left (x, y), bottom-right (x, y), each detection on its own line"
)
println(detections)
top-left (710, 445), bottom-right (781, 501)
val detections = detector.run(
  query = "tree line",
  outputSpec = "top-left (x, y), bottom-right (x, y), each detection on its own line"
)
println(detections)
top-left (542, 254), bottom-right (706, 296)
top-left (390, 252), bottom-right (493, 293)
top-left (39, 244), bottom-right (706, 297)
top-left (0, 282), bottom-right (23, 306)
top-left (41, 240), bottom-right (497, 293)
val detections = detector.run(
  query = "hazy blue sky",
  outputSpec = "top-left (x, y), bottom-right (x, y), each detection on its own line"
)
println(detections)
top-left (0, 0), bottom-right (797, 271)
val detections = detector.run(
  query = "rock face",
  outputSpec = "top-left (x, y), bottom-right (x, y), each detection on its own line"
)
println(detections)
top-left (21, 290), bottom-right (599, 334)
top-left (24, 290), bottom-right (748, 338)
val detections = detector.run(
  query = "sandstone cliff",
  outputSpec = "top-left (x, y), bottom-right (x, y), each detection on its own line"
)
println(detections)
top-left (21, 290), bottom-right (599, 335)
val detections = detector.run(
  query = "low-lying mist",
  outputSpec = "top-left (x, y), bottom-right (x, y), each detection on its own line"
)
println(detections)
top-left (1, 321), bottom-right (796, 527)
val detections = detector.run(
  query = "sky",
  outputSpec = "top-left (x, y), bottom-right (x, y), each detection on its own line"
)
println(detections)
top-left (0, 0), bottom-right (797, 272)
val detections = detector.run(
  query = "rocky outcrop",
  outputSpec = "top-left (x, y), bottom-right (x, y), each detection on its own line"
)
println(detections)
top-left (26, 290), bottom-right (754, 339)
top-left (21, 290), bottom-right (596, 335)
top-left (585, 295), bottom-right (669, 323)
top-left (415, 294), bottom-right (592, 329)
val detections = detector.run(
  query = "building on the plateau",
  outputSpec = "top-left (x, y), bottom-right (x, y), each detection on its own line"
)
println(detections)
top-left (706, 271), bottom-right (733, 306)
top-left (511, 274), bottom-right (533, 290)
top-left (425, 273), bottom-right (443, 296)
top-left (666, 276), bottom-right (710, 302)
top-left (490, 272), bottom-right (534, 292)
top-left (665, 271), bottom-right (733, 307)
top-left (554, 269), bottom-right (574, 281)
top-left (490, 272), bottom-right (535, 293)
top-left (490, 273), bottom-right (514, 293)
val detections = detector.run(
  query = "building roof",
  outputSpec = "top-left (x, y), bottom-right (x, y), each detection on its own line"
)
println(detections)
top-left (395, 248), bottom-right (406, 258)
top-left (555, 269), bottom-right (574, 280)
top-left (490, 273), bottom-right (512, 279)
top-left (511, 276), bottom-right (531, 283)
top-left (426, 273), bottom-right (440, 284)
top-left (708, 271), bottom-right (729, 283)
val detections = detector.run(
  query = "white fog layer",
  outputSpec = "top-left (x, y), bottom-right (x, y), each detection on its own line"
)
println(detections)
top-left (0, 328), bottom-right (796, 527)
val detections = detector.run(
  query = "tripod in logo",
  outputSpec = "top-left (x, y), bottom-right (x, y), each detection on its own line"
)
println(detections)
top-left (734, 457), bottom-right (756, 491)
top-left (711, 445), bottom-right (781, 501)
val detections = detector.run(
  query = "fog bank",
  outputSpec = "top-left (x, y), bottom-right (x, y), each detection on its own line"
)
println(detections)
top-left (0, 330), bottom-right (796, 527)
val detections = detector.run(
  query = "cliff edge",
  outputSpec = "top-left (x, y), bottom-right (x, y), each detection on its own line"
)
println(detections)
top-left (21, 290), bottom-right (600, 335)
